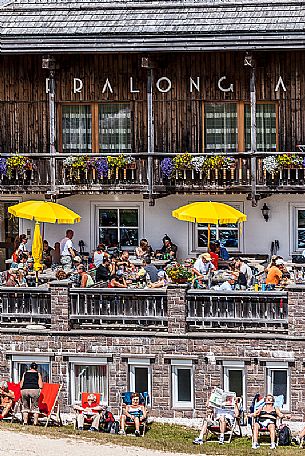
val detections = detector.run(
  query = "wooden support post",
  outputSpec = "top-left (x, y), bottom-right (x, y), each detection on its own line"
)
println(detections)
top-left (49, 67), bottom-right (57, 199)
top-left (250, 62), bottom-right (257, 207)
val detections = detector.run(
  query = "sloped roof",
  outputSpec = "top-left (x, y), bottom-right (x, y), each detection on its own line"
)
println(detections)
top-left (1, 0), bottom-right (305, 53)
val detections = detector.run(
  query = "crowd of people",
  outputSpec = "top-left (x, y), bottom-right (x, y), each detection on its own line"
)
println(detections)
top-left (0, 230), bottom-right (295, 290)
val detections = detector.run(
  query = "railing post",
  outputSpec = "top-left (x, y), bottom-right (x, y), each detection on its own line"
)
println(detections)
top-left (287, 285), bottom-right (305, 336)
top-left (167, 284), bottom-right (187, 334)
top-left (49, 281), bottom-right (71, 331)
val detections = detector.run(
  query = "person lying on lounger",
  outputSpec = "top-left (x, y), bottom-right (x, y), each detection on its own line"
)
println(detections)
top-left (0, 381), bottom-right (15, 419)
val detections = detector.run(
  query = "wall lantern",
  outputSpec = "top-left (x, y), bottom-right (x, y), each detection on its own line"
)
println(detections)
top-left (261, 203), bottom-right (270, 222)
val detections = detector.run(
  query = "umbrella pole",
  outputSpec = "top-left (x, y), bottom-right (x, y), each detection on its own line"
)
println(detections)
top-left (208, 223), bottom-right (211, 249)
top-left (42, 222), bottom-right (45, 241)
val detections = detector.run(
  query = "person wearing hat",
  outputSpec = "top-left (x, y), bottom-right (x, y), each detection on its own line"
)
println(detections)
top-left (160, 235), bottom-right (177, 259)
top-left (193, 252), bottom-right (216, 279)
top-left (0, 381), bottom-right (15, 419)
top-left (266, 258), bottom-right (285, 286)
top-left (73, 393), bottom-right (103, 431)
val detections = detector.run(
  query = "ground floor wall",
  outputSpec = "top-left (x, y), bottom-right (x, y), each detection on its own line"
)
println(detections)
top-left (6, 193), bottom-right (305, 260)
top-left (0, 331), bottom-right (304, 419)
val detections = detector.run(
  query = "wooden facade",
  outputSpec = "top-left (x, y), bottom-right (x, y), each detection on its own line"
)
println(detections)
top-left (0, 51), bottom-right (305, 155)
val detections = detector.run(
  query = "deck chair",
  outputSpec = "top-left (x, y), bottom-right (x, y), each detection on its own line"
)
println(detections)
top-left (4, 382), bottom-right (22, 422)
top-left (74, 392), bottom-right (103, 430)
top-left (120, 391), bottom-right (149, 436)
top-left (204, 399), bottom-right (243, 443)
top-left (38, 382), bottom-right (62, 427)
top-left (251, 395), bottom-right (284, 446)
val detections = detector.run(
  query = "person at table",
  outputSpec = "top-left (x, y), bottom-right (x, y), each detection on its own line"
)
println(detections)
top-left (117, 251), bottom-right (135, 272)
top-left (266, 258), bottom-right (285, 287)
top-left (234, 257), bottom-right (253, 287)
top-left (42, 240), bottom-right (53, 269)
top-left (60, 229), bottom-right (76, 271)
top-left (149, 270), bottom-right (168, 288)
top-left (160, 235), bottom-right (177, 259)
top-left (215, 241), bottom-right (230, 261)
top-left (108, 271), bottom-right (127, 288)
top-left (135, 239), bottom-right (153, 259)
top-left (93, 243), bottom-right (109, 268)
top-left (208, 243), bottom-right (219, 270)
top-left (193, 253), bottom-right (215, 278)
top-left (50, 242), bottom-right (61, 266)
top-left (77, 264), bottom-right (94, 288)
top-left (18, 234), bottom-right (29, 256)
top-left (142, 257), bottom-right (159, 283)
top-left (96, 257), bottom-right (112, 283)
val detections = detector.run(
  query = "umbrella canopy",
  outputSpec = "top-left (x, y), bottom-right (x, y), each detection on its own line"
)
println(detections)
top-left (8, 201), bottom-right (81, 224)
top-left (32, 222), bottom-right (43, 272)
top-left (172, 202), bottom-right (247, 224)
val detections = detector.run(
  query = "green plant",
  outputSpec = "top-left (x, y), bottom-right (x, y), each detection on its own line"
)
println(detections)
top-left (173, 153), bottom-right (193, 170)
top-left (6, 155), bottom-right (35, 177)
top-left (107, 154), bottom-right (127, 169)
top-left (276, 153), bottom-right (303, 168)
top-left (166, 263), bottom-right (193, 281)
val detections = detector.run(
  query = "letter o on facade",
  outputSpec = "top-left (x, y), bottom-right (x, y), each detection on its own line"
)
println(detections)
top-left (156, 77), bottom-right (172, 93)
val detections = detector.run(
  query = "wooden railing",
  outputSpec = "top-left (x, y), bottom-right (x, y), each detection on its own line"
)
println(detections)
top-left (0, 287), bottom-right (51, 327)
top-left (186, 290), bottom-right (288, 332)
top-left (69, 288), bottom-right (168, 330)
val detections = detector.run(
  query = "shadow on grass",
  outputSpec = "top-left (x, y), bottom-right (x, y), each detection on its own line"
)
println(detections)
top-left (0, 421), bottom-right (303, 455)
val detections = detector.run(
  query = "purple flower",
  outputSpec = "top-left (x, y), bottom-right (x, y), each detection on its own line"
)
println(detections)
top-left (302, 157), bottom-right (305, 168)
top-left (94, 158), bottom-right (109, 178)
top-left (0, 158), bottom-right (7, 176)
top-left (160, 158), bottom-right (174, 178)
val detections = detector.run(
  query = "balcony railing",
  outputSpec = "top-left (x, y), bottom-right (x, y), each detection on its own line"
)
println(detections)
top-left (0, 287), bottom-right (51, 327)
top-left (186, 290), bottom-right (288, 332)
top-left (69, 288), bottom-right (168, 330)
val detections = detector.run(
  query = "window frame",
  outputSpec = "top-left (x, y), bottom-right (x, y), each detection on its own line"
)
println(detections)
top-left (11, 354), bottom-right (51, 383)
top-left (291, 204), bottom-right (305, 253)
top-left (171, 359), bottom-right (194, 410)
top-left (69, 357), bottom-right (109, 405)
top-left (266, 362), bottom-right (290, 411)
top-left (223, 360), bottom-right (246, 409)
top-left (128, 358), bottom-right (152, 402)
top-left (58, 102), bottom-right (132, 153)
top-left (202, 101), bottom-right (279, 153)
top-left (191, 202), bottom-right (244, 253)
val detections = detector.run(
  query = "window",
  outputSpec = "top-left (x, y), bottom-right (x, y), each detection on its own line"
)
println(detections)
top-left (128, 358), bottom-right (151, 399)
top-left (223, 361), bottom-right (246, 408)
top-left (193, 203), bottom-right (242, 251)
top-left (98, 207), bottom-right (139, 249)
top-left (62, 105), bottom-right (92, 153)
top-left (11, 355), bottom-right (51, 383)
top-left (296, 209), bottom-right (305, 250)
top-left (61, 103), bottom-right (131, 153)
top-left (70, 359), bottom-right (108, 404)
top-left (245, 104), bottom-right (277, 152)
top-left (266, 362), bottom-right (290, 410)
top-left (204, 103), bottom-right (238, 153)
top-left (204, 102), bottom-right (277, 153)
top-left (171, 360), bottom-right (194, 409)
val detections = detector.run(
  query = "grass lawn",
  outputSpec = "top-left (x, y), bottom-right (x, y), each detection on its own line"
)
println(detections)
top-left (0, 421), bottom-right (303, 455)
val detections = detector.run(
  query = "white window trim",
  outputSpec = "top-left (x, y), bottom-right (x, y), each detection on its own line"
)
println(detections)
top-left (266, 362), bottom-right (290, 411)
top-left (171, 360), bottom-right (194, 409)
top-left (290, 203), bottom-right (305, 253)
top-left (90, 201), bottom-right (144, 253)
top-left (70, 360), bottom-right (108, 405)
top-left (128, 359), bottom-right (152, 401)
top-left (189, 201), bottom-right (244, 254)
top-left (11, 354), bottom-right (51, 383)
top-left (223, 361), bottom-right (246, 409)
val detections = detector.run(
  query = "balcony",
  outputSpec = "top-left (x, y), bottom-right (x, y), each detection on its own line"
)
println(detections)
top-left (0, 152), bottom-right (304, 197)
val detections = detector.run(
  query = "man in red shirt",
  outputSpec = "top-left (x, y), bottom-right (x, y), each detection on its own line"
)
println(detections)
top-left (209, 243), bottom-right (219, 270)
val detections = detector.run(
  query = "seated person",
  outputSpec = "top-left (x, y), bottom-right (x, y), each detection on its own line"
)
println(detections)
top-left (193, 253), bottom-right (215, 279)
top-left (266, 259), bottom-right (285, 286)
top-left (215, 241), bottom-right (230, 261)
top-left (208, 243), bottom-right (219, 270)
top-left (96, 257), bottom-right (112, 283)
top-left (149, 270), bottom-right (168, 288)
top-left (135, 239), bottom-right (153, 259)
top-left (193, 396), bottom-right (240, 445)
top-left (108, 271), bottom-right (127, 288)
top-left (143, 257), bottom-right (159, 283)
top-left (42, 240), bottom-right (53, 268)
top-left (0, 381), bottom-right (15, 419)
top-left (93, 243), bottom-right (109, 268)
top-left (119, 392), bottom-right (147, 437)
top-left (160, 235), bottom-right (177, 259)
top-left (50, 242), bottom-right (61, 266)
top-left (251, 393), bottom-right (290, 450)
top-left (117, 251), bottom-right (135, 272)
top-left (77, 265), bottom-right (94, 288)
top-left (73, 393), bottom-right (102, 431)
top-left (234, 257), bottom-right (253, 288)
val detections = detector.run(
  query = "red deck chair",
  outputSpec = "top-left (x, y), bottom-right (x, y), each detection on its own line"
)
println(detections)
top-left (38, 383), bottom-right (62, 427)
top-left (6, 382), bottom-right (21, 422)
top-left (74, 392), bottom-right (102, 430)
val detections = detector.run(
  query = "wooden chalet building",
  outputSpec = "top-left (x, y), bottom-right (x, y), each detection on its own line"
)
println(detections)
top-left (0, 0), bottom-right (304, 419)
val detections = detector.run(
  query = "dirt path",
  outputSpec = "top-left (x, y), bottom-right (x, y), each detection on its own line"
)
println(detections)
top-left (0, 429), bottom-right (197, 456)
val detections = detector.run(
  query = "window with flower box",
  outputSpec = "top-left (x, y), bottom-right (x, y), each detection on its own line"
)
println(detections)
top-left (204, 102), bottom-right (278, 153)
top-left (60, 103), bottom-right (131, 153)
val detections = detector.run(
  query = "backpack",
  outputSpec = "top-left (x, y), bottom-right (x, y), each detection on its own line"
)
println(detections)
top-left (278, 424), bottom-right (291, 446)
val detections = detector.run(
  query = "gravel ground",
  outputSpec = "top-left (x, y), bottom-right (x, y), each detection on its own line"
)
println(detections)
top-left (0, 429), bottom-right (197, 456)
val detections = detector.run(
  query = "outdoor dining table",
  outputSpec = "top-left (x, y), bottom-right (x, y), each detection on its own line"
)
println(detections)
top-left (131, 258), bottom-right (171, 269)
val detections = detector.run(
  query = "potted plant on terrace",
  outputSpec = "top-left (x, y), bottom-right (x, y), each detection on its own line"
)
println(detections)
top-left (166, 263), bottom-right (193, 284)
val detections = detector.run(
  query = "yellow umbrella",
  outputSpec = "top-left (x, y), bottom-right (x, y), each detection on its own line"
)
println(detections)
top-left (8, 201), bottom-right (81, 224)
top-left (32, 222), bottom-right (43, 272)
top-left (172, 202), bottom-right (247, 247)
